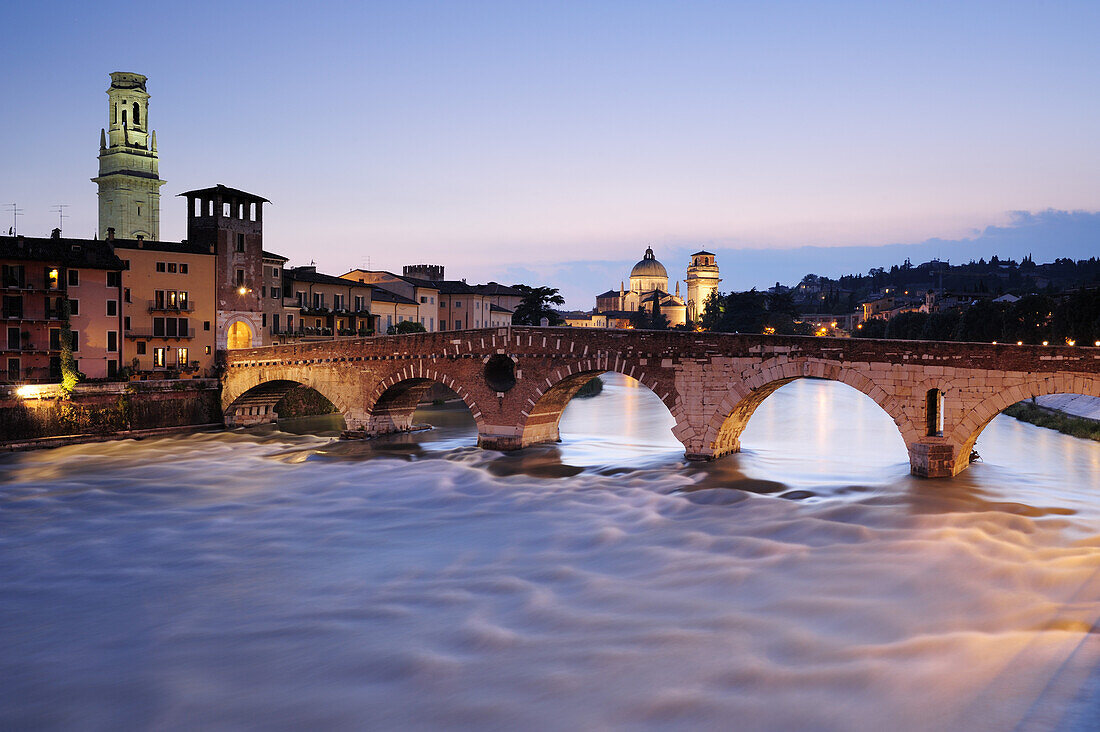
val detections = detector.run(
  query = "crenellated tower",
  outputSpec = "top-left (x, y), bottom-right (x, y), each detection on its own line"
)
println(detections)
top-left (92, 72), bottom-right (166, 240)
top-left (685, 250), bottom-right (720, 323)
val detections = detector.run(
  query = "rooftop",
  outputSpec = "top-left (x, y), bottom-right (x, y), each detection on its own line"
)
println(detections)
top-left (178, 184), bottom-right (270, 204)
top-left (0, 235), bottom-right (127, 270)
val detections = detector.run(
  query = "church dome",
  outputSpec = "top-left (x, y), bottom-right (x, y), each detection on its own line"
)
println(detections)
top-left (630, 247), bottom-right (668, 279)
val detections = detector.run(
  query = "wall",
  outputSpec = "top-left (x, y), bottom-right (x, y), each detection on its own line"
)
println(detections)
top-left (0, 380), bottom-right (221, 443)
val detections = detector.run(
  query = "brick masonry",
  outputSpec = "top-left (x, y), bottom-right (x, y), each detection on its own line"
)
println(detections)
top-left (222, 327), bottom-right (1100, 478)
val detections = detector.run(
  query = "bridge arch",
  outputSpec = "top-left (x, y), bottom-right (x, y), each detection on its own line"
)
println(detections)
top-left (223, 374), bottom-right (354, 429)
top-left (949, 374), bottom-right (1100, 475)
top-left (515, 354), bottom-right (690, 451)
top-left (361, 365), bottom-right (486, 437)
top-left (702, 358), bottom-right (917, 459)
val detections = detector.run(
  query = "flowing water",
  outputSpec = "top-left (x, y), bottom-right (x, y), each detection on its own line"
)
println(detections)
top-left (3, 374), bottom-right (1100, 731)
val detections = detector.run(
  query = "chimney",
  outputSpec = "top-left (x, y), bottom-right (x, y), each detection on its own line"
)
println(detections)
top-left (136, 234), bottom-right (144, 248)
top-left (51, 228), bottom-right (61, 239)
top-left (106, 227), bottom-right (116, 241)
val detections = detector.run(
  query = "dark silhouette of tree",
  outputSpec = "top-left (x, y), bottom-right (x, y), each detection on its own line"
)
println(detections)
top-left (511, 285), bottom-right (565, 325)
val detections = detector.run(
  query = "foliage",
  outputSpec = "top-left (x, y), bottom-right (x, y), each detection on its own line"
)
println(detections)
top-left (59, 299), bottom-right (84, 396)
top-left (574, 376), bottom-right (604, 398)
top-left (1004, 401), bottom-right (1100, 441)
top-left (387, 320), bottom-right (427, 335)
top-left (694, 289), bottom-right (810, 335)
top-left (511, 285), bottom-right (565, 326)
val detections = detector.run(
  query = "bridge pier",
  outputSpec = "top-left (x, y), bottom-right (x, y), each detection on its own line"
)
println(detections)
top-left (907, 442), bottom-right (959, 478)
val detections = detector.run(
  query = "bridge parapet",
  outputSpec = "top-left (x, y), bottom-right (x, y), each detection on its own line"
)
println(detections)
top-left (222, 327), bottom-right (1100, 477)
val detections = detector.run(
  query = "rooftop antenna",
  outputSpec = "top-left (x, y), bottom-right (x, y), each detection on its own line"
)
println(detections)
top-left (51, 204), bottom-right (69, 234)
top-left (5, 203), bottom-right (22, 235)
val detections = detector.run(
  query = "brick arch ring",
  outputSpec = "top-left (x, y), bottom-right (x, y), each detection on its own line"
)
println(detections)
top-left (513, 351), bottom-right (691, 451)
top-left (362, 363), bottom-right (488, 432)
top-left (701, 357), bottom-right (916, 459)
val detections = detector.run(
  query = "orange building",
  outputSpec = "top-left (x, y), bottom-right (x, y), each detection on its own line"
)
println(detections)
top-left (111, 232), bottom-right (217, 376)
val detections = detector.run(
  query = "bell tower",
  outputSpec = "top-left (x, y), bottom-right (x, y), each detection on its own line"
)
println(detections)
top-left (92, 72), bottom-right (166, 240)
top-left (685, 250), bottom-right (720, 323)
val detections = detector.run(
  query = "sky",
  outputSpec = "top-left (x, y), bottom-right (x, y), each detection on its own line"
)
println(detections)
top-left (1, 1), bottom-right (1098, 307)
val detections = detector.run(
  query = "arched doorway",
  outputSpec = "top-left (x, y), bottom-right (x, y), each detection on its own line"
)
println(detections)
top-left (227, 320), bottom-right (253, 350)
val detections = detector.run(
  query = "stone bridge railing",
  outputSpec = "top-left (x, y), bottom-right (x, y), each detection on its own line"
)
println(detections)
top-left (222, 327), bottom-right (1100, 477)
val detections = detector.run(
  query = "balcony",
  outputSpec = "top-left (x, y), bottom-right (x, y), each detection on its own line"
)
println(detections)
top-left (125, 328), bottom-right (196, 339)
top-left (147, 299), bottom-right (195, 313)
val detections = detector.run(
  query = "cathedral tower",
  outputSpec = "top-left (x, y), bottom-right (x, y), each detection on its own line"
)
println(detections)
top-left (92, 72), bottom-right (166, 240)
top-left (685, 250), bottom-right (720, 323)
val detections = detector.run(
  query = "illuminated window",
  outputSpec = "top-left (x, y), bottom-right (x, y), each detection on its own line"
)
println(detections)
top-left (926, 389), bottom-right (944, 437)
top-left (153, 347), bottom-right (166, 368)
top-left (177, 347), bottom-right (188, 365)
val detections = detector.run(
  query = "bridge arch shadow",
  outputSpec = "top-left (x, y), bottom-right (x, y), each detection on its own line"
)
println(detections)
top-left (704, 359), bottom-right (917, 462)
top-left (952, 378), bottom-right (1100, 474)
top-left (363, 370), bottom-right (485, 438)
top-left (224, 379), bottom-right (349, 429)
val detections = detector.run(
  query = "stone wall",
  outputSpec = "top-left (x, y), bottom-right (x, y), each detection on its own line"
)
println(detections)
top-left (0, 380), bottom-right (221, 444)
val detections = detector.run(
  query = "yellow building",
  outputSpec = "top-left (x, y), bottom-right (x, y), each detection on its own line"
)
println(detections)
top-left (112, 233), bottom-right (217, 376)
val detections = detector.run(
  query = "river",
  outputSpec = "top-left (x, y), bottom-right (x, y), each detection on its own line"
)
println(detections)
top-left (2, 374), bottom-right (1100, 731)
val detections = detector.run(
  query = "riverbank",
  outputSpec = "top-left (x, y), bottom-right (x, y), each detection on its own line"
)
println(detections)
top-left (1004, 399), bottom-right (1100, 442)
top-left (0, 379), bottom-right (222, 447)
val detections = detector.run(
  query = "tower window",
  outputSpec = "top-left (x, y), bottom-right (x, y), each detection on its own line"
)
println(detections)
top-left (194, 198), bottom-right (202, 216)
top-left (250, 203), bottom-right (256, 221)
top-left (122, 109), bottom-right (127, 126)
top-left (208, 200), bottom-right (214, 216)
top-left (236, 233), bottom-right (245, 252)
top-left (223, 203), bottom-right (231, 217)
top-left (132, 102), bottom-right (140, 126)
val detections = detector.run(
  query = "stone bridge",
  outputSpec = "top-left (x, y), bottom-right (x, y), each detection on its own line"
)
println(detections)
top-left (221, 327), bottom-right (1100, 477)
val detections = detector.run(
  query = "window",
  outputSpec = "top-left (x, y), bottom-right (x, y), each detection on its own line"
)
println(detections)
top-left (236, 233), bottom-right (245, 252)
top-left (107, 360), bottom-right (118, 377)
top-left (386, 315), bottom-right (392, 329)
top-left (223, 203), bottom-right (231, 217)
top-left (354, 295), bottom-right (364, 311)
top-left (107, 331), bottom-right (118, 352)
top-left (153, 347), bottom-right (166, 368)
top-left (124, 317), bottom-right (130, 331)
top-left (178, 291), bottom-right (189, 310)
top-left (454, 320), bottom-right (462, 329)
top-left (440, 301), bottom-right (447, 308)
top-left (68, 299), bottom-right (79, 316)
top-left (180, 263), bottom-right (188, 274)
top-left (124, 288), bottom-right (131, 303)
top-left (67, 269), bottom-right (79, 286)
top-left (167, 262), bottom-right (177, 273)
top-left (107, 300), bottom-right (117, 317)
top-left (3, 295), bottom-right (23, 319)
top-left (156, 262), bottom-right (166, 273)
top-left (454, 300), bottom-right (462, 307)
top-left (132, 102), bottom-right (140, 125)
top-left (313, 293), bottom-right (324, 309)
top-left (250, 203), bottom-right (257, 221)
top-left (136, 341), bottom-right (146, 355)
top-left (208, 200), bottom-right (214, 216)
top-left (296, 291), bottom-right (306, 307)
top-left (420, 296), bottom-right (428, 303)
top-left (8, 358), bottom-right (21, 381)
top-left (205, 346), bottom-right (211, 355)
top-left (70, 331), bottom-right (78, 352)
top-left (204, 321), bottom-right (210, 331)
top-left (155, 290), bottom-right (165, 309)
top-left (177, 347), bottom-right (188, 366)
top-left (271, 287), bottom-right (280, 300)
top-left (154, 317), bottom-right (165, 337)
top-left (333, 294), bottom-right (344, 310)
top-left (926, 389), bottom-right (944, 437)
top-left (273, 314), bottom-right (280, 332)
top-left (194, 198), bottom-right (202, 217)
top-left (235, 269), bottom-right (245, 286)
top-left (137, 205), bottom-right (142, 217)
top-left (8, 327), bottom-right (21, 350)
top-left (262, 313), bottom-right (267, 327)
top-left (287, 315), bottom-right (293, 331)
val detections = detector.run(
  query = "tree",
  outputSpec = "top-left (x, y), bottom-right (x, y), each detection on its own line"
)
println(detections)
top-left (387, 320), bottom-right (426, 335)
top-left (699, 291), bottom-right (723, 331)
top-left (59, 299), bottom-right (83, 395)
top-left (511, 285), bottom-right (565, 325)
top-left (639, 298), bottom-right (669, 330)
